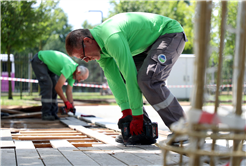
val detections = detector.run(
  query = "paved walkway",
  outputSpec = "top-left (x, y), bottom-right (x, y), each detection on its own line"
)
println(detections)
top-left (74, 105), bottom-right (246, 131)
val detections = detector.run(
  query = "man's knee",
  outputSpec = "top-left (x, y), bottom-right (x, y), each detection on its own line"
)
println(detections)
top-left (137, 76), bottom-right (150, 92)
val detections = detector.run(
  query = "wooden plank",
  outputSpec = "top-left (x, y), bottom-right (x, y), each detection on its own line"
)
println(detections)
top-left (77, 146), bottom-right (127, 166)
top-left (72, 142), bottom-right (104, 147)
top-left (37, 148), bottom-right (72, 166)
top-left (94, 144), bottom-right (162, 165)
top-left (12, 133), bottom-right (83, 136)
top-left (33, 143), bottom-right (52, 148)
top-left (3, 119), bottom-right (60, 124)
top-left (50, 140), bottom-right (100, 166)
top-left (80, 116), bottom-right (120, 131)
top-left (67, 138), bottom-right (98, 142)
top-left (61, 117), bottom-right (91, 127)
top-left (15, 135), bottom-right (87, 140)
top-left (20, 130), bottom-right (77, 134)
top-left (15, 141), bottom-right (43, 166)
top-left (0, 149), bottom-right (16, 166)
top-left (61, 118), bottom-right (119, 145)
top-left (2, 112), bottom-right (42, 119)
top-left (0, 129), bottom-right (15, 148)
top-left (1, 108), bottom-right (24, 114)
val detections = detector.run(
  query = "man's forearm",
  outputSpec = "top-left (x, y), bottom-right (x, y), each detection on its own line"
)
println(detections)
top-left (56, 87), bottom-right (67, 102)
top-left (66, 85), bottom-right (73, 104)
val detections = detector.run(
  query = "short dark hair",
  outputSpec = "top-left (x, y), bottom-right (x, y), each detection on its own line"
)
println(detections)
top-left (65, 29), bottom-right (91, 56)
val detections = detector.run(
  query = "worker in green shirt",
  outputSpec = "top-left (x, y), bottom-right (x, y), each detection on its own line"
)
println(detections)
top-left (31, 50), bottom-right (89, 121)
top-left (65, 12), bottom-right (187, 144)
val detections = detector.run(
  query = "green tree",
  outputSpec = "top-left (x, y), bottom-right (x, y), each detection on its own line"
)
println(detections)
top-left (1, 1), bottom-right (43, 99)
top-left (1, 1), bottom-right (73, 98)
top-left (209, 1), bottom-right (238, 86)
top-left (82, 20), bottom-right (95, 29)
top-left (42, 6), bottom-right (72, 53)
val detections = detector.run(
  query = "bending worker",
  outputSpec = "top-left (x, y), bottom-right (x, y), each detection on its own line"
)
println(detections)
top-left (31, 50), bottom-right (89, 120)
top-left (65, 12), bottom-right (187, 144)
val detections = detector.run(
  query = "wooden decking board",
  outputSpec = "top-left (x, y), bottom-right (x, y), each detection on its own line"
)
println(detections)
top-left (67, 138), bottom-right (98, 142)
top-left (15, 141), bottom-right (43, 166)
top-left (78, 147), bottom-right (127, 166)
top-left (12, 133), bottom-right (83, 136)
top-left (62, 117), bottom-right (90, 127)
top-left (60, 119), bottom-right (119, 145)
top-left (58, 147), bottom-right (100, 166)
top-left (50, 140), bottom-right (100, 166)
top-left (33, 143), bottom-right (52, 148)
top-left (0, 129), bottom-right (15, 148)
top-left (85, 144), bottom-right (162, 165)
top-left (0, 149), bottom-right (16, 166)
top-left (20, 130), bottom-right (77, 134)
top-left (2, 112), bottom-right (42, 119)
top-left (133, 152), bottom-right (163, 165)
top-left (14, 135), bottom-right (87, 140)
top-left (36, 148), bottom-right (72, 166)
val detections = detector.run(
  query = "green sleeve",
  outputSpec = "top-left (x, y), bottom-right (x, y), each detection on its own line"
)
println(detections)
top-left (67, 77), bottom-right (75, 87)
top-left (103, 32), bottom-right (143, 115)
top-left (97, 57), bottom-right (130, 111)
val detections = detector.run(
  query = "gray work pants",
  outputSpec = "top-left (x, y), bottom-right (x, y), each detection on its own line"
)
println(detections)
top-left (31, 54), bottom-right (58, 116)
top-left (134, 32), bottom-right (187, 129)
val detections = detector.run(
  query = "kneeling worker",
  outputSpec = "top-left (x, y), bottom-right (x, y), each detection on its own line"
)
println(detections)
top-left (31, 50), bottom-right (89, 120)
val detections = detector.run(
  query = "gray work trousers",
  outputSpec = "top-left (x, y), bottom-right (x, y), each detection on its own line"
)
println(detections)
top-left (31, 54), bottom-right (58, 116)
top-left (134, 32), bottom-right (187, 129)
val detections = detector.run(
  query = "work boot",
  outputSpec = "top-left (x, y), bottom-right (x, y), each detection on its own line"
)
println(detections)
top-left (42, 114), bottom-right (55, 121)
top-left (52, 114), bottom-right (60, 120)
top-left (167, 133), bottom-right (189, 146)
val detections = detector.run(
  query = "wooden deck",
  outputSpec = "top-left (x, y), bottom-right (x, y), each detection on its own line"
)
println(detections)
top-left (1, 115), bottom-right (234, 166)
top-left (1, 116), bottom-right (168, 166)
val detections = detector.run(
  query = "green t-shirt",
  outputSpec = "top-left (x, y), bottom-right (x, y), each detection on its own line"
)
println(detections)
top-left (38, 50), bottom-right (78, 86)
top-left (90, 12), bottom-right (184, 115)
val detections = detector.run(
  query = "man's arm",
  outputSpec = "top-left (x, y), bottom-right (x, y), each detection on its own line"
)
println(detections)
top-left (55, 74), bottom-right (68, 102)
top-left (66, 84), bottom-right (73, 104)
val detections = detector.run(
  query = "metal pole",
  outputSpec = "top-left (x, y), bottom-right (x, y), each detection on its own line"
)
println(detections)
top-left (89, 10), bottom-right (103, 23)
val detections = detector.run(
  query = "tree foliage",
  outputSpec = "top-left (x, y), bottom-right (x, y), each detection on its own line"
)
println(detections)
top-left (209, 1), bottom-right (238, 85)
top-left (1, 0), bottom-right (72, 98)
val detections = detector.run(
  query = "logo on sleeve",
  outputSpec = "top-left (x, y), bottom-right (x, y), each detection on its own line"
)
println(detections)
top-left (158, 54), bottom-right (166, 64)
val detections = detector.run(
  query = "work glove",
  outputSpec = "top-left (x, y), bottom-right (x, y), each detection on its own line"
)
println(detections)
top-left (64, 101), bottom-right (73, 110)
top-left (130, 114), bottom-right (144, 135)
top-left (118, 109), bottom-right (132, 129)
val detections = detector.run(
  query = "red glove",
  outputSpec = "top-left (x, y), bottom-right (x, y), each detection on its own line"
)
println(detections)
top-left (120, 109), bottom-right (132, 119)
top-left (118, 109), bottom-right (132, 129)
top-left (130, 114), bottom-right (144, 135)
top-left (64, 101), bottom-right (73, 110)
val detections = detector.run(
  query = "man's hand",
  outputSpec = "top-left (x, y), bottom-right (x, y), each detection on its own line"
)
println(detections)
top-left (64, 101), bottom-right (73, 110)
top-left (130, 114), bottom-right (143, 135)
top-left (120, 109), bottom-right (132, 119)
top-left (118, 109), bottom-right (132, 129)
